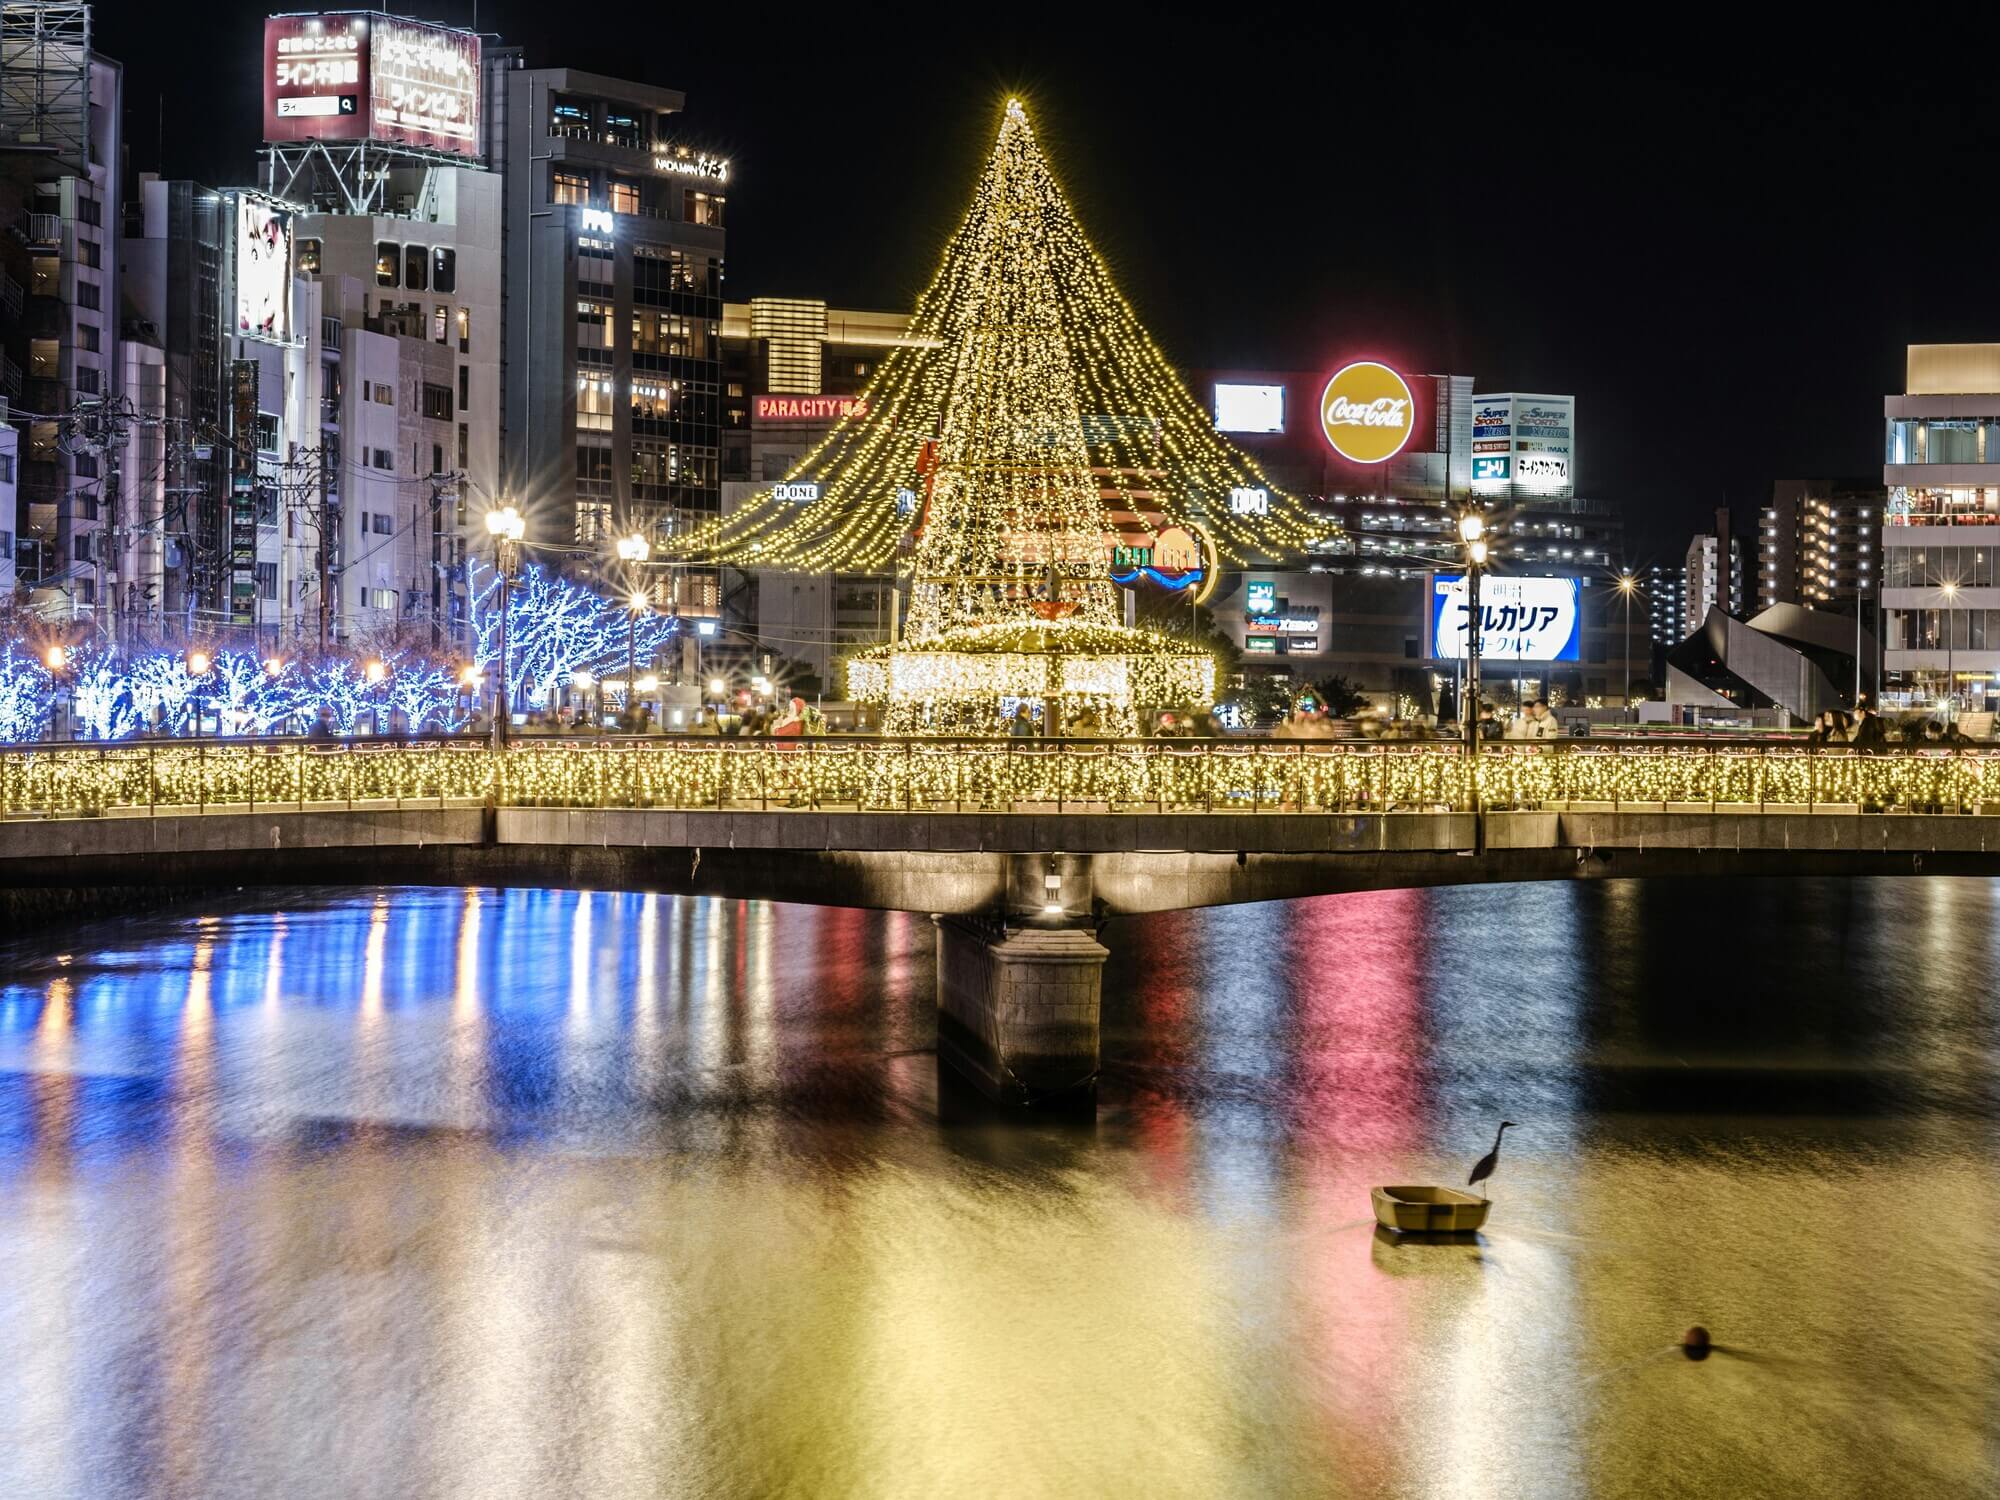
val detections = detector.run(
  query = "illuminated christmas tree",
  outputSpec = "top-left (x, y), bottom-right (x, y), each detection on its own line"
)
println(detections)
top-left (664, 98), bottom-right (1331, 581)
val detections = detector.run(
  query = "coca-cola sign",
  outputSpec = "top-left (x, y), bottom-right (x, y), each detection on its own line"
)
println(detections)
top-left (1318, 361), bottom-right (1415, 465)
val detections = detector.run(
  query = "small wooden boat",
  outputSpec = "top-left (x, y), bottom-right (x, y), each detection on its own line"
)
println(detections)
top-left (1371, 1185), bottom-right (1491, 1233)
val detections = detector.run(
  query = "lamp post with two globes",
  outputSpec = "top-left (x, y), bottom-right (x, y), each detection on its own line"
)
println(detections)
top-left (1458, 511), bottom-right (1488, 757)
top-left (616, 531), bottom-right (651, 730)
top-left (485, 504), bottom-right (526, 751)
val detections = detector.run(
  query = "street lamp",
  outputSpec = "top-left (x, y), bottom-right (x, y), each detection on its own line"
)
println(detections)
top-left (186, 649), bottom-right (212, 736)
top-left (1457, 510), bottom-right (1486, 756)
top-left (485, 504), bottom-right (526, 750)
top-left (1616, 571), bottom-right (1639, 714)
top-left (614, 533), bottom-right (652, 731)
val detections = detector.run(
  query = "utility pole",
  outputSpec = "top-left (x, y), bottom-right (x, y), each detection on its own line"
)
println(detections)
top-left (318, 444), bottom-right (331, 657)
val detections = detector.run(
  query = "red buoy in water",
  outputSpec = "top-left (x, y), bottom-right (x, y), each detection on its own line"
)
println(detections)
top-left (1682, 1326), bottom-right (1711, 1361)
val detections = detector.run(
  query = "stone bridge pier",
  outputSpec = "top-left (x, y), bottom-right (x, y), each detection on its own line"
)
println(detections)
top-left (933, 852), bottom-right (1108, 1105)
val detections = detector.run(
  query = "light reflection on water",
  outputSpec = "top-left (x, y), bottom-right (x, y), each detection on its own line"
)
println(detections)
top-left (0, 878), bottom-right (1996, 1498)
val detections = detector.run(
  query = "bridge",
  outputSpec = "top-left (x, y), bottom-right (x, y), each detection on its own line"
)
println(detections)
top-left (9, 735), bottom-right (2000, 1102)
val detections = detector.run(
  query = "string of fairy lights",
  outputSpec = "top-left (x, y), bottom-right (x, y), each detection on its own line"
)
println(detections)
top-left (654, 100), bottom-right (1332, 576)
top-left (2, 741), bottom-right (1994, 819)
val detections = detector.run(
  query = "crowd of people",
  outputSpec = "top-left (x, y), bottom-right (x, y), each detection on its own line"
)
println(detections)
top-left (1811, 705), bottom-right (1972, 747)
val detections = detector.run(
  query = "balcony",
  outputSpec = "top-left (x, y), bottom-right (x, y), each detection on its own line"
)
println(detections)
top-left (22, 213), bottom-right (60, 247)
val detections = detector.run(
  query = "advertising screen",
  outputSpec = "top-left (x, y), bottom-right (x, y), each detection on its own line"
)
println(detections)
top-left (1429, 574), bottom-right (1581, 662)
top-left (235, 193), bottom-right (294, 343)
top-left (264, 14), bottom-right (369, 145)
top-left (1213, 382), bottom-right (1286, 434)
top-left (263, 13), bottom-right (480, 156)
top-left (369, 16), bottom-right (481, 155)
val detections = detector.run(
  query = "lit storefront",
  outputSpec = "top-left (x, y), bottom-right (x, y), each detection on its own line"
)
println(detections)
top-left (1880, 344), bottom-right (2000, 709)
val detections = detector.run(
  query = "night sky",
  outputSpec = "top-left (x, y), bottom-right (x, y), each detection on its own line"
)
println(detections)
top-left (95, 2), bottom-right (2000, 561)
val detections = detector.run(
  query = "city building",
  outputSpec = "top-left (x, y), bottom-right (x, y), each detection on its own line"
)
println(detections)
top-left (1759, 479), bottom-right (1882, 614)
top-left (296, 161), bottom-right (502, 650)
top-left (1648, 561), bottom-right (1685, 648)
top-left (1200, 366), bottom-right (1637, 708)
top-left (717, 297), bottom-right (921, 686)
top-left (1682, 508), bottom-right (1742, 638)
top-left (0, 420), bottom-right (14, 599)
top-left (0, 20), bottom-right (120, 622)
top-left (485, 52), bottom-right (726, 623)
top-left (1880, 342), bottom-right (2000, 709)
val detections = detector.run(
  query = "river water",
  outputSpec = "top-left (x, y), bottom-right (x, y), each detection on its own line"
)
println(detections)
top-left (0, 878), bottom-right (1995, 1499)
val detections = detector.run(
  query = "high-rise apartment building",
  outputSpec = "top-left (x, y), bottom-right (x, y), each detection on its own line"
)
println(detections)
top-left (1682, 508), bottom-right (1742, 638)
top-left (1759, 479), bottom-right (1882, 613)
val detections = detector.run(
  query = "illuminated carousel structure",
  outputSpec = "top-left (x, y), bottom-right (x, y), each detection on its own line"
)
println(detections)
top-left (664, 100), bottom-right (1334, 735)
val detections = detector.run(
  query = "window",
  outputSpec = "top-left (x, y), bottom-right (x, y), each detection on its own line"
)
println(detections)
top-left (431, 247), bottom-right (455, 294)
top-left (576, 298), bottom-right (613, 350)
top-left (403, 244), bottom-right (427, 292)
top-left (298, 238), bottom-right (322, 274)
top-left (577, 373), bottom-right (615, 430)
top-left (79, 323), bottom-right (98, 352)
top-left (29, 256), bottom-right (56, 295)
top-left (633, 244), bottom-right (713, 297)
top-left (549, 96), bottom-right (590, 137)
top-left (76, 278), bottom-right (98, 310)
top-left (433, 305), bottom-right (448, 344)
top-left (576, 438), bottom-right (613, 488)
top-left (603, 109), bottom-right (641, 151)
top-left (371, 447), bottom-right (394, 470)
top-left (631, 309), bottom-right (708, 359)
top-left (456, 306), bottom-right (469, 353)
top-left (457, 422), bottom-right (468, 470)
top-left (76, 194), bottom-right (99, 227)
top-left (256, 562), bottom-right (278, 601)
top-left (610, 180), bottom-right (641, 216)
top-left (631, 378), bottom-right (672, 421)
top-left (372, 512), bottom-right (395, 534)
top-left (375, 242), bottom-right (398, 287)
top-left (423, 383), bottom-right (453, 421)
top-left (75, 366), bottom-right (98, 394)
top-left (256, 486), bottom-right (278, 525)
top-left (371, 381), bottom-right (394, 405)
top-left (0, 453), bottom-right (13, 482)
top-left (682, 190), bottom-right (724, 228)
top-left (432, 443), bottom-right (444, 476)
top-left (73, 532), bottom-right (91, 561)
top-left (256, 414), bottom-right (279, 452)
top-left (79, 238), bottom-right (99, 269)
top-left (74, 451), bottom-right (96, 478)
top-left (458, 365), bottom-right (469, 410)
top-left (553, 170), bottom-right (589, 206)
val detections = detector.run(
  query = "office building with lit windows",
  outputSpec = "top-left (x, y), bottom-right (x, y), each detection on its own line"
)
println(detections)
top-left (1880, 343), bottom-right (2000, 709)
top-left (485, 53), bottom-right (726, 619)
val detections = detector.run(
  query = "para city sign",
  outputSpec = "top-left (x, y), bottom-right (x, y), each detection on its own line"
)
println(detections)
top-left (1109, 524), bottom-right (1218, 603)
top-left (1319, 360), bottom-right (1415, 465)
top-left (754, 395), bottom-right (870, 421)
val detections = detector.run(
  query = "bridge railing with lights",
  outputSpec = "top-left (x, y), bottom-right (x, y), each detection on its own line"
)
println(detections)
top-left (4, 737), bottom-right (2000, 819)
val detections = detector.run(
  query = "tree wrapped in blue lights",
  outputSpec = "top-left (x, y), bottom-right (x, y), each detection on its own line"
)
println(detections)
top-left (0, 643), bottom-right (52, 743)
top-left (469, 560), bottom-right (680, 712)
top-left (127, 652), bottom-right (201, 736)
top-left (383, 658), bottom-right (469, 733)
top-left (67, 643), bottom-right (139, 741)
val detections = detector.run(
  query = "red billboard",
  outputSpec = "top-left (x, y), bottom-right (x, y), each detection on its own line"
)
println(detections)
top-left (264, 13), bottom-right (369, 145)
top-left (263, 13), bottom-right (481, 157)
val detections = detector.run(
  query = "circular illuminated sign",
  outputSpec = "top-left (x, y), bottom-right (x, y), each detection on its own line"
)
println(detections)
top-left (1319, 360), bottom-right (1415, 465)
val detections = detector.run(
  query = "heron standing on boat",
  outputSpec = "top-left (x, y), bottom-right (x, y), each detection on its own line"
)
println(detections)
top-left (1468, 1121), bottom-right (1516, 1199)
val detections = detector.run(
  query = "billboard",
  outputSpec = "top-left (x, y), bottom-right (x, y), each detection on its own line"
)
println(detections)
top-left (1214, 382), bottom-right (1285, 434)
top-left (1469, 393), bottom-right (1575, 498)
top-left (265, 14), bottom-right (369, 144)
top-left (1429, 574), bottom-right (1581, 662)
top-left (369, 16), bottom-right (481, 155)
top-left (235, 193), bottom-right (294, 343)
top-left (263, 14), bottom-right (481, 157)
top-left (1319, 361), bottom-right (1415, 464)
